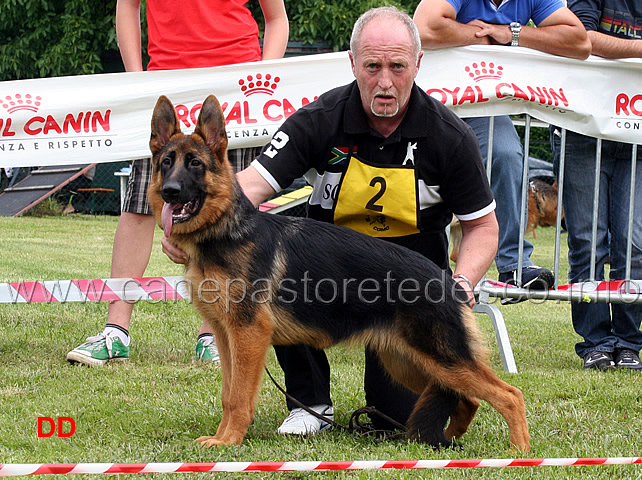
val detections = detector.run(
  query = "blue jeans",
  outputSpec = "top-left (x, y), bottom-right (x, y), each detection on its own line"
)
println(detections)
top-left (551, 128), bottom-right (642, 358)
top-left (465, 116), bottom-right (533, 273)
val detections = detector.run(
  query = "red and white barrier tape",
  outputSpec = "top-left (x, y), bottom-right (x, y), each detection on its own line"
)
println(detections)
top-left (0, 276), bottom-right (189, 304)
top-left (2, 276), bottom-right (642, 305)
top-left (0, 457), bottom-right (641, 476)
top-left (484, 279), bottom-right (642, 294)
top-left (481, 279), bottom-right (642, 304)
top-left (556, 279), bottom-right (642, 293)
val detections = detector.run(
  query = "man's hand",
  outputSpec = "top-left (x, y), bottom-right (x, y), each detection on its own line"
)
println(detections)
top-left (468, 20), bottom-right (511, 45)
top-left (161, 236), bottom-right (188, 264)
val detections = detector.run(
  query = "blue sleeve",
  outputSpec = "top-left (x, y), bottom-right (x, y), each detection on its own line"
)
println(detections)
top-left (531, 0), bottom-right (567, 25)
top-left (567, 0), bottom-right (603, 31)
top-left (444, 0), bottom-right (463, 13)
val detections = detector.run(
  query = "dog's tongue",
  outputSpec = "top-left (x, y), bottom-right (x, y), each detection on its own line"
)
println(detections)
top-left (161, 202), bottom-right (174, 237)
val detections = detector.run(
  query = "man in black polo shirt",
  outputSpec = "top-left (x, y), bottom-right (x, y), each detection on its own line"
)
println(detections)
top-left (164, 6), bottom-right (498, 436)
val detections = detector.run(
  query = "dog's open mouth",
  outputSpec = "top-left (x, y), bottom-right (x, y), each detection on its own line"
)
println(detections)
top-left (161, 197), bottom-right (201, 237)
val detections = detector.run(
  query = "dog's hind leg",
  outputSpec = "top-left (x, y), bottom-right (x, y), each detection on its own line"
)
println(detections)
top-left (431, 361), bottom-right (530, 452)
top-left (473, 363), bottom-right (529, 452)
top-left (406, 381), bottom-right (459, 448)
top-left (376, 350), bottom-right (455, 448)
top-left (405, 379), bottom-right (480, 447)
top-left (197, 310), bottom-right (274, 447)
top-left (444, 395), bottom-right (480, 442)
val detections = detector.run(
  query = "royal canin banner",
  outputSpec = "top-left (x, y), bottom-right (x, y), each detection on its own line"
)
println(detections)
top-left (1, 45), bottom-right (640, 168)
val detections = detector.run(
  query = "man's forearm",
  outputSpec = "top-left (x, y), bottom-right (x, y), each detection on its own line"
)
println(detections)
top-left (418, 18), bottom-right (491, 48)
top-left (587, 30), bottom-right (642, 58)
top-left (518, 24), bottom-right (591, 59)
top-left (455, 213), bottom-right (499, 287)
top-left (454, 234), bottom-right (496, 288)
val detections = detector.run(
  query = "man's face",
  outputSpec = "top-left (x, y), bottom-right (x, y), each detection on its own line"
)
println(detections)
top-left (350, 18), bottom-right (422, 122)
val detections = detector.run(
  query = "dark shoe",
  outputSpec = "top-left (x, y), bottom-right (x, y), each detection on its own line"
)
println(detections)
top-left (614, 349), bottom-right (642, 371)
top-left (499, 266), bottom-right (554, 304)
top-left (583, 351), bottom-right (615, 371)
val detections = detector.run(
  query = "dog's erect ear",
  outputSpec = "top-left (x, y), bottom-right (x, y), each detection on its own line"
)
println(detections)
top-left (194, 95), bottom-right (228, 157)
top-left (150, 95), bottom-right (181, 155)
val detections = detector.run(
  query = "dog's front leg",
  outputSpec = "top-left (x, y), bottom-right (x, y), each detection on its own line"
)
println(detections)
top-left (197, 310), bottom-right (274, 447)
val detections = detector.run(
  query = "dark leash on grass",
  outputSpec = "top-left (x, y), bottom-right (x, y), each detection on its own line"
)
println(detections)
top-left (264, 367), bottom-right (408, 441)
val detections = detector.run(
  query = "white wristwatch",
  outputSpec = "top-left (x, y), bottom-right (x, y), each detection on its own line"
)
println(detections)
top-left (510, 22), bottom-right (522, 46)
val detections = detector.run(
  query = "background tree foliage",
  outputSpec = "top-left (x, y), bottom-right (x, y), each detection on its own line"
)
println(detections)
top-left (1, 0), bottom-right (417, 81)
top-left (249, 0), bottom-right (418, 51)
top-left (0, 0), bottom-right (121, 81)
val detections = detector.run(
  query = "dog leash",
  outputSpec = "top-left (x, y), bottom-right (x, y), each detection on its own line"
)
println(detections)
top-left (348, 406), bottom-right (408, 441)
top-left (264, 367), bottom-right (408, 440)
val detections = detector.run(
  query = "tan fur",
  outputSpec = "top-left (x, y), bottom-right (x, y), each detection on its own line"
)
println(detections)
top-left (526, 179), bottom-right (561, 237)
top-left (445, 396), bottom-right (480, 440)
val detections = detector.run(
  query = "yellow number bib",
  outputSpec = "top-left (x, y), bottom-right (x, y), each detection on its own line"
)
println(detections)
top-left (333, 156), bottom-right (419, 237)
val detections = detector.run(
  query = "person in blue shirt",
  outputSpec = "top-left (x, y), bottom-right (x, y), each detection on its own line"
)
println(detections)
top-left (414, 0), bottom-right (590, 303)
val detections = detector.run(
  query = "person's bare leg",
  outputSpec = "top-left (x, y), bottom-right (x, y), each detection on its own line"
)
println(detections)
top-left (106, 212), bottom-right (157, 329)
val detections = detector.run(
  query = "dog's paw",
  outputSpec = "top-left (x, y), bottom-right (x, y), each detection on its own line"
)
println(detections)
top-left (196, 434), bottom-right (244, 447)
top-left (508, 443), bottom-right (531, 455)
top-left (195, 435), bottom-right (222, 448)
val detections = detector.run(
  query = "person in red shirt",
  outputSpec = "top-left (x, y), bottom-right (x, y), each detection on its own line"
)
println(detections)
top-left (66, 0), bottom-right (288, 367)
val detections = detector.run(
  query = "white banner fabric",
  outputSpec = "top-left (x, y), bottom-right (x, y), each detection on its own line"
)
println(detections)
top-left (1, 45), bottom-right (641, 168)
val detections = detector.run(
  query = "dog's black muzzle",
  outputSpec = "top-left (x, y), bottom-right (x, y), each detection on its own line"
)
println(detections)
top-left (161, 180), bottom-right (185, 204)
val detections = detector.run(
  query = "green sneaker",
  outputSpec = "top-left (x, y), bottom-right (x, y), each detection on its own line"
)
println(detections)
top-left (66, 333), bottom-right (129, 367)
top-left (194, 336), bottom-right (220, 363)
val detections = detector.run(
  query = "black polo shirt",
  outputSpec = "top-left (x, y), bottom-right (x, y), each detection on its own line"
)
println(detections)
top-left (252, 81), bottom-right (494, 268)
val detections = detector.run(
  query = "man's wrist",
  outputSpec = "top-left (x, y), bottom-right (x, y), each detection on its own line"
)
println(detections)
top-left (452, 273), bottom-right (475, 307)
top-left (452, 273), bottom-right (473, 290)
top-left (510, 22), bottom-right (522, 46)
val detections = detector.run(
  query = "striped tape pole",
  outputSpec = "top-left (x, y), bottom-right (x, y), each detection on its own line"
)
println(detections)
top-left (0, 458), bottom-right (641, 476)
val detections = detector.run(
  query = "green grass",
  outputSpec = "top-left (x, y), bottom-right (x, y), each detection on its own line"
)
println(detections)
top-left (1, 216), bottom-right (641, 480)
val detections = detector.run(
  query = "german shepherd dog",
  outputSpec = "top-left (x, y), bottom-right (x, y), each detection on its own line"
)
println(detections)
top-left (526, 178), bottom-right (561, 238)
top-left (147, 94), bottom-right (530, 452)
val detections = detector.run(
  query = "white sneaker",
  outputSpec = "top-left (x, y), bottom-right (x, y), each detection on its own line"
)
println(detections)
top-left (277, 404), bottom-right (334, 435)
